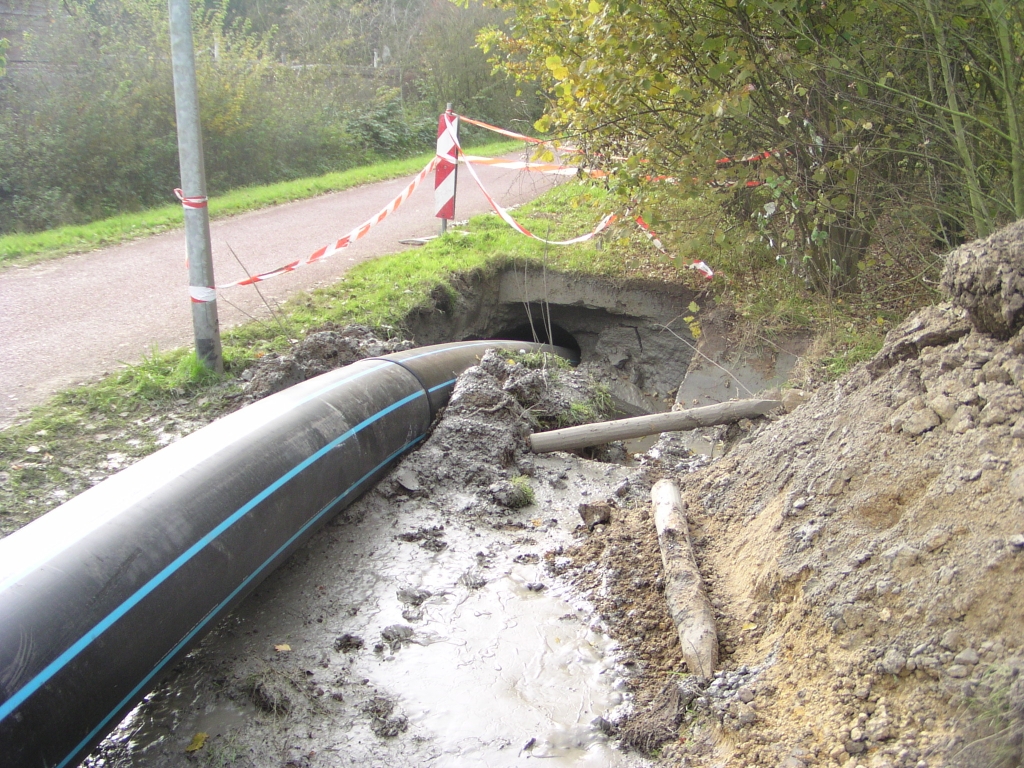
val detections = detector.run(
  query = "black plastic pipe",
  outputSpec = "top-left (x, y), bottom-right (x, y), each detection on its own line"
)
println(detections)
top-left (0, 340), bottom-right (567, 768)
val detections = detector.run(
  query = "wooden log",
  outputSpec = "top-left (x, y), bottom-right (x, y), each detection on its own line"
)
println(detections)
top-left (528, 398), bottom-right (780, 453)
top-left (651, 478), bottom-right (718, 679)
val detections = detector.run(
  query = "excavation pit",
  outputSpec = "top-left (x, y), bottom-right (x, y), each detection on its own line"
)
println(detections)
top-left (84, 269), bottom-right (806, 768)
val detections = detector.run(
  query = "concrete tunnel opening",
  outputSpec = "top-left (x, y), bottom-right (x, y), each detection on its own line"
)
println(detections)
top-left (482, 318), bottom-right (583, 362)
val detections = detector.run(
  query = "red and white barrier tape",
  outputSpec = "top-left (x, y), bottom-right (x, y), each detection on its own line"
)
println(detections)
top-left (460, 155), bottom-right (606, 178)
top-left (443, 115), bottom-right (616, 245)
top-left (174, 189), bottom-right (208, 209)
top-left (715, 149), bottom-right (783, 167)
top-left (635, 215), bottom-right (714, 280)
top-left (189, 286), bottom-right (217, 303)
top-left (458, 112), bottom-right (769, 187)
top-left (186, 157), bottom-right (438, 301)
top-left (457, 115), bottom-right (584, 155)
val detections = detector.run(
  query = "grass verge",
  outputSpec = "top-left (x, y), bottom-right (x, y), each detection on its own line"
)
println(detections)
top-left (0, 140), bottom-right (519, 268)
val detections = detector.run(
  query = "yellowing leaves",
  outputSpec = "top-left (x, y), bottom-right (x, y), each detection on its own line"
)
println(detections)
top-left (545, 55), bottom-right (570, 80)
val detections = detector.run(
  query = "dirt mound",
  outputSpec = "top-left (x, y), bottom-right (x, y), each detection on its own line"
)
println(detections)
top-left (639, 223), bottom-right (1024, 767)
top-left (376, 349), bottom-right (612, 510)
top-left (243, 325), bottom-right (415, 399)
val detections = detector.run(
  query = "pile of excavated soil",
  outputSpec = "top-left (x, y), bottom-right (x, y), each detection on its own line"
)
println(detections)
top-left (610, 223), bottom-right (1024, 768)
top-left (242, 324), bottom-right (416, 400)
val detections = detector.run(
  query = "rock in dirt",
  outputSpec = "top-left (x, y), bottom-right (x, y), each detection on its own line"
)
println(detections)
top-left (781, 388), bottom-right (810, 413)
top-left (333, 633), bottom-right (364, 653)
top-left (249, 678), bottom-right (292, 714)
top-left (363, 696), bottom-right (408, 738)
top-left (579, 500), bottom-right (614, 530)
top-left (380, 624), bottom-right (414, 651)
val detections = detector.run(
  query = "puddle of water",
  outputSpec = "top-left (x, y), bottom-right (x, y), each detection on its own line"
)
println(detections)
top-left (349, 542), bottom-right (627, 766)
top-left (90, 455), bottom-right (651, 768)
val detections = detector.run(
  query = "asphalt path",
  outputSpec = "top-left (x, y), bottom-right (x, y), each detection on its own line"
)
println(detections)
top-left (0, 158), bottom-right (562, 425)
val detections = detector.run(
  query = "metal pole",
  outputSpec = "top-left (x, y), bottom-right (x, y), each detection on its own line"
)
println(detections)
top-left (168, 0), bottom-right (223, 373)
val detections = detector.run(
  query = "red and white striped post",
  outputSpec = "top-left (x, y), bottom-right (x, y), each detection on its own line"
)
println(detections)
top-left (435, 104), bottom-right (459, 234)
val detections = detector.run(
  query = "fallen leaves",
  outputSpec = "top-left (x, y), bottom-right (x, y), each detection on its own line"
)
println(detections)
top-left (185, 732), bottom-right (208, 753)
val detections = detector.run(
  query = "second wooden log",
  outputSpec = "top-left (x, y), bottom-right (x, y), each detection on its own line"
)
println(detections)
top-left (651, 478), bottom-right (718, 680)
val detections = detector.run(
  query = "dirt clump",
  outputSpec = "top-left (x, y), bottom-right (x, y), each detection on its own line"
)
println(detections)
top-left (242, 324), bottom-right (415, 400)
top-left (374, 349), bottom-right (612, 511)
top-left (941, 218), bottom-right (1024, 339)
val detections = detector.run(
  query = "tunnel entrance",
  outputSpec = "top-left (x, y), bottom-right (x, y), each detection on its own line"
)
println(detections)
top-left (491, 318), bottom-right (582, 361)
top-left (407, 269), bottom-right (702, 407)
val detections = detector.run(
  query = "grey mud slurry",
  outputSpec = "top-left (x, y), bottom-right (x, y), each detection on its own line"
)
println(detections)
top-left (86, 354), bottom-right (654, 768)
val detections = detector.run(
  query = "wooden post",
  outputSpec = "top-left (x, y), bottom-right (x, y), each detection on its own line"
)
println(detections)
top-left (651, 479), bottom-right (718, 679)
top-left (528, 398), bottom-right (780, 453)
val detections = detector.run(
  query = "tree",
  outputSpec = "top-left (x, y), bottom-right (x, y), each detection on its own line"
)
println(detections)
top-left (482, 0), bottom-right (1024, 294)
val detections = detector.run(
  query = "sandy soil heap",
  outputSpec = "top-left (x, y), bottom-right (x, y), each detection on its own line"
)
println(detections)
top-left (627, 221), bottom-right (1024, 768)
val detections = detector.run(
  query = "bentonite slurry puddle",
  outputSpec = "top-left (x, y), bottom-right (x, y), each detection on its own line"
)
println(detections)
top-left (89, 453), bottom-right (652, 768)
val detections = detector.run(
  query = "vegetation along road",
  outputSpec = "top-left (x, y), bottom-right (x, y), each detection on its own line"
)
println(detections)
top-left (0, 159), bottom-right (560, 426)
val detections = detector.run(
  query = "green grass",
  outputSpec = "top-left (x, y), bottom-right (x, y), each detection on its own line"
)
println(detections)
top-left (0, 140), bottom-right (519, 267)
top-left (508, 476), bottom-right (535, 508)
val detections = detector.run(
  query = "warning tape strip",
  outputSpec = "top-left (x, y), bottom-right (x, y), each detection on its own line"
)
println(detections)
top-left (457, 115), bottom-right (583, 155)
top-left (450, 118), bottom-right (715, 276)
top-left (444, 115), bottom-right (616, 245)
top-left (715, 149), bottom-right (784, 167)
top-left (635, 215), bottom-right (714, 280)
top-left (458, 112), bottom-right (772, 185)
top-left (460, 155), bottom-right (607, 178)
top-left (186, 157), bottom-right (439, 301)
top-left (174, 189), bottom-right (208, 209)
top-left (463, 154), bottom-right (761, 190)
top-left (189, 286), bottom-right (217, 304)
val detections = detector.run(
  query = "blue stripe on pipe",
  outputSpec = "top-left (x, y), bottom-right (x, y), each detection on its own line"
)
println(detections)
top-left (401, 340), bottom-right (498, 363)
top-left (53, 435), bottom-right (426, 768)
top-left (428, 378), bottom-right (457, 393)
top-left (0, 389), bottom-right (426, 725)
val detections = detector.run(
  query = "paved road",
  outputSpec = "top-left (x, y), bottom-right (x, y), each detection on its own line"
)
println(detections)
top-left (0, 159), bottom-right (561, 425)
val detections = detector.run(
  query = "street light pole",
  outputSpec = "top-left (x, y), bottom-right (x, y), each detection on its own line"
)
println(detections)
top-left (168, 0), bottom-right (223, 373)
